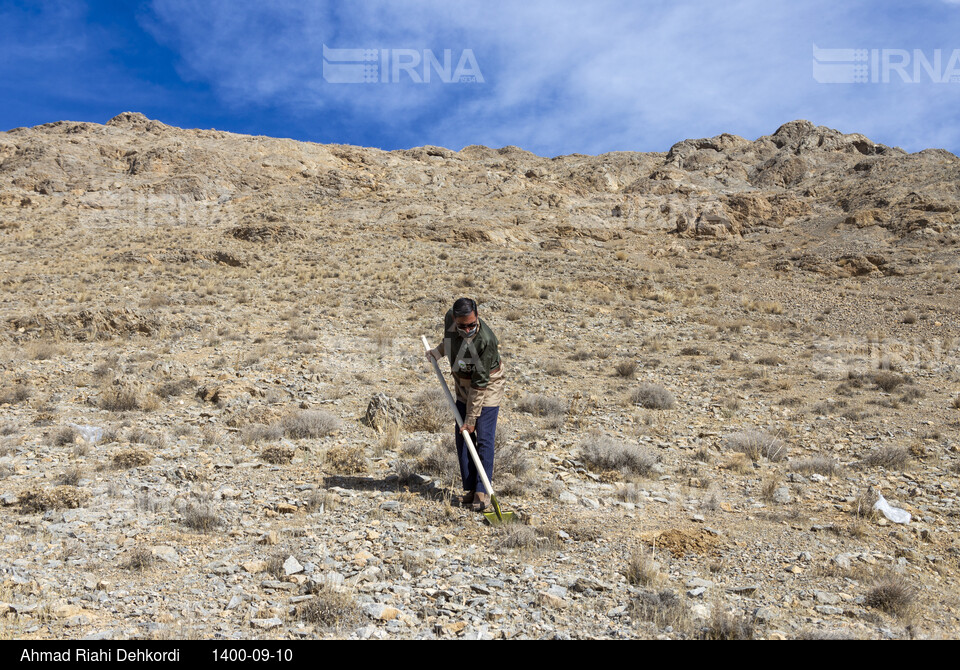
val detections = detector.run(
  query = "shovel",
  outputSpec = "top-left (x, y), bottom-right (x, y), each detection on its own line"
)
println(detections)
top-left (421, 336), bottom-right (517, 525)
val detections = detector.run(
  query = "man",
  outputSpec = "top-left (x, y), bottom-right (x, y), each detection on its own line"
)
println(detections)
top-left (426, 297), bottom-right (505, 512)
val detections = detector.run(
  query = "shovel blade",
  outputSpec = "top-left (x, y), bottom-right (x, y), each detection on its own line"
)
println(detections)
top-left (482, 495), bottom-right (518, 525)
top-left (483, 511), bottom-right (518, 526)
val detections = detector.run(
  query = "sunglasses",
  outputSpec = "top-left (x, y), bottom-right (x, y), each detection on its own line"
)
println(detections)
top-left (456, 321), bottom-right (479, 330)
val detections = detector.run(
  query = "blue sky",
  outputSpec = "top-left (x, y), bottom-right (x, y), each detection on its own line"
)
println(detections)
top-left (3, 0), bottom-right (960, 156)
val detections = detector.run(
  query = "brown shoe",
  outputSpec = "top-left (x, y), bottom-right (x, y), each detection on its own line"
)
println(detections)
top-left (460, 491), bottom-right (475, 507)
top-left (472, 492), bottom-right (490, 512)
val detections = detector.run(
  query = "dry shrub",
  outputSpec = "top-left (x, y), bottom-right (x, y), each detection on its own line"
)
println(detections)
top-left (722, 452), bottom-right (752, 474)
top-left (296, 586), bottom-right (361, 631)
top-left (302, 488), bottom-right (334, 512)
top-left (52, 426), bottom-right (78, 446)
top-left (725, 430), bottom-right (787, 462)
top-left (615, 360), bottom-right (637, 378)
top-left (58, 466), bottom-right (83, 486)
top-left (122, 547), bottom-right (156, 571)
top-left (20, 486), bottom-right (89, 512)
top-left (405, 388), bottom-right (448, 433)
top-left (418, 438), bottom-right (460, 483)
top-left (617, 482), bottom-right (643, 503)
top-left (790, 456), bottom-right (841, 477)
top-left (760, 474), bottom-right (782, 502)
top-left (624, 553), bottom-right (662, 586)
top-left (127, 428), bottom-right (165, 447)
top-left (898, 385), bottom-right (924, 403)
top-left (282, 410), bottom-right (340, 439)
top-left (494, 437), bottom-right (531, 479)
top-left (261, 445), bottom-right (295, 465)
top-left (153, 378), bottom-right (195, 399)
top-left (496, 523), bottom-right (538, 550)
top-left (112, 449), bottom-right (152, 469)
top-left (100, 388), bottom-right (158, 412)
top-left (579, 435), bottom-right (658, 476)
top-left (853, 487), bottom-right (880, 520)
top-left (401, 550), bottom-right (432, 576)
top-left (137, 492), bottom-right (166, 513)
top-left (182, 501), bottom-right (222, 532)
top-left (0, 385), bottom-right (32, 405)
top-left (26, 341), bottom-right (62, 361)
top-left (241, 423), bottom-right (284, 445)
top-left (517, 394), bottom-right (567, 418)
top-left (629, 383), bottom-right (676, 410)
top-left (859, 445), bottom-right (911, 469)
top-left (378, 422), bottom-right (401, 454)
top-left (494, 523), bottom-right (556, 554)
top-left (325, 444), bottom-right (367, 474)
top-left (493, 430), bottom-right (530, 493)
top-left (873, 371), bottom-right (906, 392)
top-left (699, 611), bottom-right (757, 640)
top-left (631, 588), bottom-right (688, 630)
top-left (392, 459), bottom-right (419, 486)
top-left (865, 574), bottom-right (918, 617)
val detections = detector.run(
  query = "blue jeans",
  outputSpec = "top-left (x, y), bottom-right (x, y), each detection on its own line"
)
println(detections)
top-left (455, 401), bottom-right (498, 494)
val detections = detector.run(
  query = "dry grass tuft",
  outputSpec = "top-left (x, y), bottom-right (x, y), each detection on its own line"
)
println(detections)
top-left (624, 552), bottom-right (662, 586)
top-left (52, 426), bottom-right (78, 446)
top-left (58, 466), bottom-right (83, 486)
top-left (122, 547), bottom-right (157, 572)
top-left (517, 394), bottom-right (567, 418)
top-left (0, 385), bottom-right (32, 405)
top-left (760, 474), bottom-right (782, 503)
top-left (182, 501), bottom-right (223, 533)
top-left (241, 423), bottom-right (284, 445)
top-left (404, 388), bottom-right (448, 433)
top-left (417, 438), bottom-right (460, 483)
top-left (100, 388), bottom-right (160, 412)
top-left (282, 410), bottom-right (341, 439)
top-left (495, 523), bottom-right (539, 550)
top-left (873, 371), bottom-right (906, 392)
top-left (790, 456), bottom-right (842, 477)
top-left (629, 383), bottom-right (676, 410)
top-left (260, 445), bottom-right (295, 465)
top-left (112, 448), bottom-right (152, 469)
top-left (325, 444), bottom-right (367, 474)
top-left (378, 422), bottom-right (401, 453)
top-left (630, 588), bottom-right (689, 630)
top-left (296, 586), bottom-right (361, 631)
top-left (20, 486), bottom-right (89, 512)
top-left (859, 445), bottom-right (912, 469)
top-left (725, 430), bottom-right (787, 462)
top-left (865, 574), bottom-right (918, 617)
top-left (579, 435), bottom-right (658, 476)
top-left (699, 610), bottom-right (757, 640)
top-left (853, 487), bottom-right (880, 520)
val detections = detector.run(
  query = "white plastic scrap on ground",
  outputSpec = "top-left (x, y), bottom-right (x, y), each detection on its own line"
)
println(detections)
top-left (68, 424), bottom-right (103, 444)
top-left (874, 494), bottom-right (911, 524)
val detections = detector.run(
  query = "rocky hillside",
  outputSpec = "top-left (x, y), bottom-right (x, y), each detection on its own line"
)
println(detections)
top-left (0, 113), bottom-right (958, 639)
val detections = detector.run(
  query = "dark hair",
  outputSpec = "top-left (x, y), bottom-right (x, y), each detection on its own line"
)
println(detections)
top-left (452, 297), bottom-right (477, 317)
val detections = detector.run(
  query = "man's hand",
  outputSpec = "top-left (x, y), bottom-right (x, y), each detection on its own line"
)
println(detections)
top-left (462, 423), bottom-right (475, 435)
top-left (426, 347), bottom-right (442, 363)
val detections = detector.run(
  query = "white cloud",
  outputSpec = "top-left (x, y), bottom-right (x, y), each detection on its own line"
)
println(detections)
top-left (144, 0), bottom-right (960, 155)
